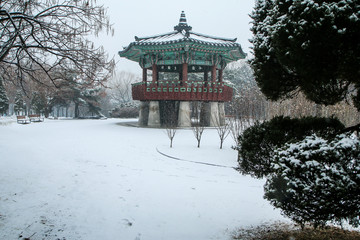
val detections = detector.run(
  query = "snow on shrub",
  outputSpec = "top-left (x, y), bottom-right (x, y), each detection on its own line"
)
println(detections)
top-left (110, 102), bottom-right (139, 118)
top-left (264, 133), bottom-right (360, 228)
top-left (236, 116), bottom-right (344, 178)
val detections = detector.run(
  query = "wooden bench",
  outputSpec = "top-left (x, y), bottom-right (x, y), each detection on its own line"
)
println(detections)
top-left (16, 115), bottom-right (30, 124)
top-left (29, 114), bottom-right (44, 122)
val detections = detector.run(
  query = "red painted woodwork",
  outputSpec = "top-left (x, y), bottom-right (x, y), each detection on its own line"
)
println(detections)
top-left (211, 65), bottom-right (216, 82)
top-left (182, 63), bottom-right (188, 85)
top-left (142, 68), bottom-right (147, 82)
top-left (132, 82), bottom-right (233, 102)
top-left (152, 64), bottom-right (157, 83)
top-left (204, 71), bottom-right (208, 82)
top-left (219, 69), bottom-right (223, 82)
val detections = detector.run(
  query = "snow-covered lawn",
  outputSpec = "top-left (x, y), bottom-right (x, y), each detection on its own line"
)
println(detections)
top-left (0, 118), bottom-right (285, 240)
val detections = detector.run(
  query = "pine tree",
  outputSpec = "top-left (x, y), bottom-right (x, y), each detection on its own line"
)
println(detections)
top-left (237, 0), bottom-right (360, 228)
top-left (31, 92), bottom-right (46, 115)
top-left (82, 88), bottom-right (102, 116)
top-left (265, 134), bottom-right (360, 228)
top-left (250, 0), bottom-right (360, 108)
top-left (237, 116), bottom-right (344, 178)
top-left (0, 79), bottom-right (9, 115)
top-left (14, 91), bottom-right (25, 115)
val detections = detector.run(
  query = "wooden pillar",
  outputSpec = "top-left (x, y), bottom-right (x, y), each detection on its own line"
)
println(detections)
top-left (218, 69), bottom-right (223, 82)
top-left (178, 71), bottom-right (182, 86)
top-left (143, 68), bottom-right (147, 82)
top-left (182, 63), bottom-right (188, 86)
top-left (152, 64), bottom-right (157, 84)
top-left (204, 70), bottom-right (208, 86)
top-left (211, 65), bottom-right (217, 83)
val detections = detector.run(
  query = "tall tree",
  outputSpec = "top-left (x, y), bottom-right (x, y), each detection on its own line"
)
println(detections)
top-left (52, 75), bottom-right (104, 118)
top-left (224, 60), bottom-right (267, 122)
top-left (14, 91), bottom-right (25, 115)
top-left (31, 91), bottom-right (46, 115)
top-left (107, 71), bottom-right (139, 104)
top-left (251, 0), bottom-right (360, 109)
top-left (0, 0), bottom-right (114, 88)
top-left (238, 0), bottom-right (360, 228)
top-left (0, 78), bottom-right (9, 114)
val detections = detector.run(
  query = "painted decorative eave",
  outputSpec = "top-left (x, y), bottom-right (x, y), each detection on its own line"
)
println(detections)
top-left (119, 11), bottom-right (246, 65)
top-left (133, 30), bottom-right (237, 44)
top-left (120, 31), bottom-right (243, 52)
top-left (119, 35), bottom-right (246, 62)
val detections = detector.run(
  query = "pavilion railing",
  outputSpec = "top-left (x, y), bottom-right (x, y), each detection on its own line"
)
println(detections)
top-left (132, 80), bottom-right (233, 101)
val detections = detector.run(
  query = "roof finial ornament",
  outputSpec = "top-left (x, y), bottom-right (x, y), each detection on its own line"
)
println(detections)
top-left (174, 11), bottom-right (192, 36)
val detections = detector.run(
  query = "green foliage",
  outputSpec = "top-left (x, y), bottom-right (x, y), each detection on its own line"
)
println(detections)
top-left (250, 0), bottom-right (360, 109)
top-left (14, 91), bottom-right (25, 114)
top-left (247, 0), bottom-right (360, 230)
top-left (83, 89), bottom-right (102, 116)
top-left (52, 76), bottom-right (103, 117)
top-left (237, 116), bottom-right (344, 178)
top-left (264, 133), bottom-right (360, 228)
top-left (31, 92), bottom-right (47, 114)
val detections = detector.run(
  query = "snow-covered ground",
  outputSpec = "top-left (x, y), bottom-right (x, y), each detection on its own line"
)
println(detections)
top-left (0, 118), bottom-right (286, 240)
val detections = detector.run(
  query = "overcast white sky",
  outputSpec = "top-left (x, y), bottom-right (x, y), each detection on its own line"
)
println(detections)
top-left (95, 0), bottom-right (255, 75)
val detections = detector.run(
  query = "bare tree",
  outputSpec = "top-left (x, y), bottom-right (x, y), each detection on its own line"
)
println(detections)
top-left (266, 92), bottom-right (360, 127)
top-left (162, 101), bottom-right (178, 148)
top-left (192, 121), bottom-right (205, 148)
top-left (228, 116), bottom-right (244, 146)
top-left (107, 71), bottom-right (139, 104)
top-left (165, 124), bottom-right (177, 148)
top-left (212, 116), bottom-right (230, 149)
top-left (0, 0), bottom-right (114, 89)
top-left (2, 79), bottom-right (17, 115)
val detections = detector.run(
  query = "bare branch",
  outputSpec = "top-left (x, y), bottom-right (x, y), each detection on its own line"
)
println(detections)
top-left (0, 0), bottom-right (114, 90)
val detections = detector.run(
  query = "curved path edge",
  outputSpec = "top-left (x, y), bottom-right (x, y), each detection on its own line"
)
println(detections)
top-left (156, 147), bottom-right (236, 169)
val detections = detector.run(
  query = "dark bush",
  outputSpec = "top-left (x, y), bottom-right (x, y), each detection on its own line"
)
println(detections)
top-left (110, 106), bottom-right (138, 118)
top-left (264, 133), bottom-right (360, 228)
top-left (236, 116), bottom-right (344, 178)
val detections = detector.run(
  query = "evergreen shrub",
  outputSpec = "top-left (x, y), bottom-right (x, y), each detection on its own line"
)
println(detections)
top-left (237, 116), bottom-right (344, 178)
top-left (264, 133), bottom-right (360, 228)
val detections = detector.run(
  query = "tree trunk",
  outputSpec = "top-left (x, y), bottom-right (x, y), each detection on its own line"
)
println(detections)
top-left (74, 102), bottom-right (79, 118)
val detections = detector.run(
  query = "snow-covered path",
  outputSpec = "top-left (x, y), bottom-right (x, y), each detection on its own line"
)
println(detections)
top-left (0, 119), bottom-right (285, 240)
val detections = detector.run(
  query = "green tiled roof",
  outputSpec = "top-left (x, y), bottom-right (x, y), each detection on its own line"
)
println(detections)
top-left (119, 11), bottom-right (246, 70)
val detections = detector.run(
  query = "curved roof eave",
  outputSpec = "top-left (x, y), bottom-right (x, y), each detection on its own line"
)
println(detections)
top-left (134, 31), bottom-right (179, 41)
top-left (189, 31), bottom-right (237, 42)
top-left (125, 37), bottom-right (242, 49)
top-left (119, 40), bottom-right (247, 61)
top-left (119, 11), bottom-right (247, 62)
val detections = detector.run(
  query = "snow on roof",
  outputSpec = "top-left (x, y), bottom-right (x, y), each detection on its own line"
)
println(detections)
top-left (134, 31), bottom-right (238, 46)
top-left (119, 11), bottom-right (247, 62)
top-left (130, 11), bottom-right (240, 48)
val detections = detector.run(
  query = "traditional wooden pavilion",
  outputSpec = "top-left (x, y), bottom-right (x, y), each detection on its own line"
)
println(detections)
top-left (119, 11), bottom-right (246, 127)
